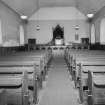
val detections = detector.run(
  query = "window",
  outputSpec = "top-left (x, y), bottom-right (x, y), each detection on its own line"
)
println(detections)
top-left (100, 18), bottom-right (105, 44)
top-left (91, 24), bottom-right (95, 44)
top-left (75, 34), bottom-right (79, 40)
top-left (0, 20), bottom-right (2, 45)
top-left (20, 25), bottom-right (25, 45)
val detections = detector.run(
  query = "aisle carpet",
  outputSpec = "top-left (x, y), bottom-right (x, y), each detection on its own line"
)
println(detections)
top-left (38, 56), bottom-right (80, 105)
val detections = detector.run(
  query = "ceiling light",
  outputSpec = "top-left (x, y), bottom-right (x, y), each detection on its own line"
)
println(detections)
top-left (36, 25), bottom-right (40, 31)
top-left (87, 13), bottom-right (94, 18)
top-left (74, 25), bottom-right (79, 30)
top-left (20, 15), bottom-right (28, 19)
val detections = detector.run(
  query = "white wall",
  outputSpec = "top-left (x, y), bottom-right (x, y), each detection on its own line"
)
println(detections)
top-left (26, 7), bottom-right (89, 44)
top-left (0, 1), bottom-right (21, 46)
top-left (29, 7), bottom-right (86, 20)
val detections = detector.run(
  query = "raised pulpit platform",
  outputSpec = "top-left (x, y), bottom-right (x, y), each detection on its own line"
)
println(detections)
top-left (50, 45), bottom-right (67, 57)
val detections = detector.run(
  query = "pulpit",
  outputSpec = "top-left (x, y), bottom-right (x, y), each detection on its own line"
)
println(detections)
top-left (52, 24), bottom-right (64, 45)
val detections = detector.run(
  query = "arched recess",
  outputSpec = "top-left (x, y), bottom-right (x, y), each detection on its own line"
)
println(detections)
top-left (100, 18), bottom-right (105, 44)
top-left (91, 24), bottom-right (95, 44)
top-left (19, 25), bottom-right (25, 45)
top-left (0, 19), bottom-right (2, 45)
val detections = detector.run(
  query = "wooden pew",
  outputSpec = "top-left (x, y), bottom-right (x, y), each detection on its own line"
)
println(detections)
top-left (0, 50), bottom-right (52, 105)
top-left (0, 51), bottom-right (51, 80)
top-left (0, 49), bottom-right (52, 85)
top-left (0, 53), bottom-right (47, 73)
top-left (0, 63), bottom-right (39, 104)
top-left (0, 54), bottom-right (48, 104)
top-left (7, 50), bottom-right (52, 68)
top-left (68, 51), bottom-right (105, 81)
top-left (0, 58), bottom-right (44, 85)
top-left (72, 58), bottom-right (105, 81)
top-left (67, 54), bottom-right (105, 79)
top-left (0, 50), bottom-right (52, 79)
top-left (66, 50), bottom-right (105, 64)
top-left (65, 49), bottom-right (105, 104)
top-left (77, 64), bottom-right (105, 104)
top-left (64, 49), bottom-right (90, 72)
top-left (87, 71), bottom-right (105, 105)
top-left (0, 70), bottom-right (30, 105)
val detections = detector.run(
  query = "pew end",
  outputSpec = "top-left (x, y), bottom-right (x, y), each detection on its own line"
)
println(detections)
top-left (87, 70), bottom-right (105, 105)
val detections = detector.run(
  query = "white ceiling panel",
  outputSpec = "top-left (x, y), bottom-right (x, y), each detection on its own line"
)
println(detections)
top-left (1, 0), bottom-right (105, 17)
top-left (39, 0), bottom-right (76, 7)
top-left (1, 0), bottom-right (38, 17)
top-left (77, 0), bottom-right (105, 15)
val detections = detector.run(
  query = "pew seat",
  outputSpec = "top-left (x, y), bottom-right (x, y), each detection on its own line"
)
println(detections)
top-left (0, 71), bottom-right (30, 105)
top-left (88, 71), bottom-right (105, 105)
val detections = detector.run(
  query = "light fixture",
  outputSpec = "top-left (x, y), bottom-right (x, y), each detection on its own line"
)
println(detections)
top-left (20, 15), bottom-right (28, 20)
top-left (36, 25), bottom-right (40, 30)
top-left (87, 13), bottom-right (94, 18)
top-left (74, 25), bottom-right (79, 30)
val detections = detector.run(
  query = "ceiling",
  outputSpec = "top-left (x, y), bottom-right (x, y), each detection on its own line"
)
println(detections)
top-left (1, 0), bottom-right (105, 17)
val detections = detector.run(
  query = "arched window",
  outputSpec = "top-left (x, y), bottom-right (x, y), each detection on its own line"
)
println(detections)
top-left (0, 20), bottom-right (2, 45)
top-left (91, 24), bottom-right (95, 44)
top-left (100, 18), bottom-right (105, 44)
top-left (20, 25), bottom-right (24, 45)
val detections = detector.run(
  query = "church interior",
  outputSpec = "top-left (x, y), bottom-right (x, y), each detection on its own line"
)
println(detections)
top-left (0, 0), bottom-right (105, 105)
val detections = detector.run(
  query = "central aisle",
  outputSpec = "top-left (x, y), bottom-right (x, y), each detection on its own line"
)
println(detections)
top-left (38, 56), bottom-right (79, 105)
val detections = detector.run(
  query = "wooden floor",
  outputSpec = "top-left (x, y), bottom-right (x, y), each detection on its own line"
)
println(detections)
top-left (38, 55), bottom-right (80, 105)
